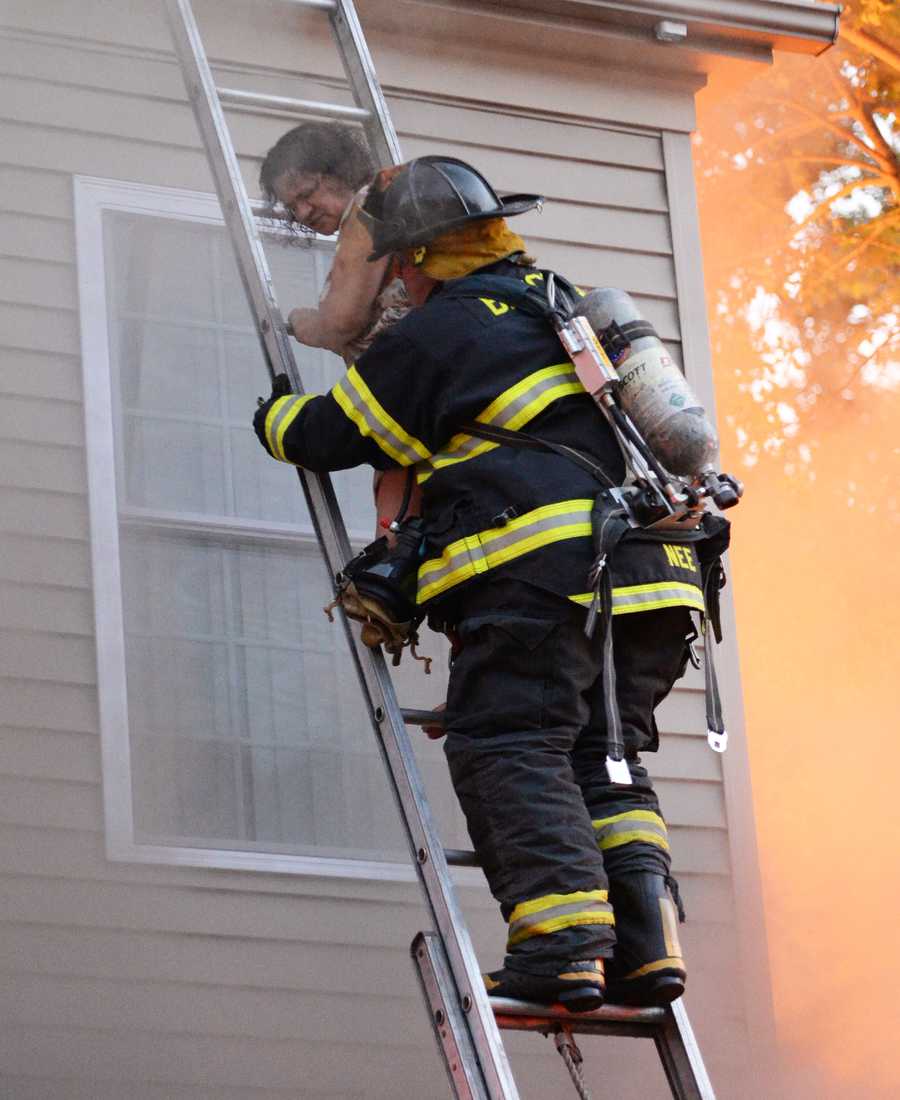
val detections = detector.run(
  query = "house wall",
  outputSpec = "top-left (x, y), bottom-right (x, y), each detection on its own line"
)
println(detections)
top-left (0, 1), bottom-right (767, 1096)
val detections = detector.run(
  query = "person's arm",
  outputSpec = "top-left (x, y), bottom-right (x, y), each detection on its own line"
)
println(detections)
top-left (253, 326), bottom-right (437, 474)
top-left (288, 203), bottom-right (389, 356)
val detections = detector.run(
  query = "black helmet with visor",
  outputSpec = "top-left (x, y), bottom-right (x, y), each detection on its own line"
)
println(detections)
top-left (365, 156), bottom-right (543, 261)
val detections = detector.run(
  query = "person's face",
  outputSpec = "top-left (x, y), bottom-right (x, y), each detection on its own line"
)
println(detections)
top-left (396, 252), bottom-right (439, 306)
top-left (272, 171), bottom-right (353, 236)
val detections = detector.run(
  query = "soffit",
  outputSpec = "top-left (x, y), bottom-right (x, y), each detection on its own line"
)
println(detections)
top-left (405, 0), bottom-right (840, 59)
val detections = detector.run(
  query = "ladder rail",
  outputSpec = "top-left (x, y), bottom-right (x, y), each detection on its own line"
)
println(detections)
top-left (654, 999), bottom-right (718, 1100)
top-left (163, 2), bottom-right (518, 1096)
top-left (413, 932), bottom-right (492, 1100)
top-left (330, 0), bottom-right (403, 166)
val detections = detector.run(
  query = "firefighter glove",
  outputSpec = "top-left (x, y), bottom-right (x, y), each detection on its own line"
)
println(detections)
top-left (253, 373), bottom-right (294, 459)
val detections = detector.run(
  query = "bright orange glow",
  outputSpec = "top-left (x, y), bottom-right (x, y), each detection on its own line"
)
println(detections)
top-left (696, 55), bottom-right (900, 1100)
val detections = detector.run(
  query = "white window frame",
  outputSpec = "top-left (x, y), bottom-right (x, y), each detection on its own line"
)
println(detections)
top-left (75, 175), bottom-right (468, 884)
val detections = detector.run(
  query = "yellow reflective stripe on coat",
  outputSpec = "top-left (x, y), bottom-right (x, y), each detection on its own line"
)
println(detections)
top-left (569, 581), bottom-right (704, 615)
top-left (592, 810), bottom-right (670, 853)
top-left (418, 363), bottom-right (582, 484)
top-left (264, 394), bottom-right (315, 462)
top-left (507, 889), bottom-right (614, 948)
top-left (331, 365), bottom-right (431, 467)
top-left (416, 498), bottom-right (593, 605)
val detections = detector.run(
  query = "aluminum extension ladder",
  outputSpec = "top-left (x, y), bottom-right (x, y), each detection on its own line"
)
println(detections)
top-left (164, 2), bottom-right (717, 1096)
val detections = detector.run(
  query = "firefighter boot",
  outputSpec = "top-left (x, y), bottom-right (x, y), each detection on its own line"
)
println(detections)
top-left (605, 872), bottom-right (685, 1007)
top-left (483, 958), bottom-right (605, 1014)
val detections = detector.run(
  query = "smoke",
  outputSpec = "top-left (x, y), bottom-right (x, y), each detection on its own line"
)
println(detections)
top-left (696, 56), bottom-right (900, 1100)
top-left (729, 415), bottom-right (899, 1098)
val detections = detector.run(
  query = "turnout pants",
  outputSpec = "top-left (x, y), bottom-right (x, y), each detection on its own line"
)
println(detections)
top-left (442, 580), bottom-right (691, 973)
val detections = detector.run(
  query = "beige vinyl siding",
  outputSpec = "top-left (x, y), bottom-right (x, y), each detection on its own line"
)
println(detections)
top-left (0, 2), bottom-right (761, 1097)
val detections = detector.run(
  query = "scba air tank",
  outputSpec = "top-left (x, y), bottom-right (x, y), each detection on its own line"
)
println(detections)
top-left (573, 288), bottom-right (719, 477)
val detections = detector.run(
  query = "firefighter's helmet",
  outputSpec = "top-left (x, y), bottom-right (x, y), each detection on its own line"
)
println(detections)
top-left (365, 156), bottom-right (542, 260)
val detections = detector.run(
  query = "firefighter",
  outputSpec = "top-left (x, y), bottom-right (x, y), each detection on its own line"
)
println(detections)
top-left (253, 156), bottom-right (702, 1012)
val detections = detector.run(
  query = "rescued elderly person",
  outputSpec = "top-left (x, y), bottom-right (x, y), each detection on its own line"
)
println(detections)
top-left (259, 120), bottom-right (409, 362)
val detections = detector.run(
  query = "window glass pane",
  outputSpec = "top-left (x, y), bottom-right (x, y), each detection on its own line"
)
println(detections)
top-left (120, 531), bottom-right (227, 637)
top-left (131, 735), bottom-right (241, 842)
top-left (229, 425), bottom-right (309, 525)
top-left (117, 318), bottom-right (221, 417)
top-left (107, 211), bottom-right (373, 533)
top-left (116, 513), bottom-right (422, 854)
top-left (126, 632), bottom-right (233, 741)
top-left (123, 415), bottom-right (227, 513)
top-left (123, 531), bottom-right (410, 857)
top-left (108, 212), bottom-right (218, 323)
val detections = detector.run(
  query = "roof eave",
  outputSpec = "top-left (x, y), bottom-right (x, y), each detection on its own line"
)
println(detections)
top-left (459, 0), bottom-right (841, 56)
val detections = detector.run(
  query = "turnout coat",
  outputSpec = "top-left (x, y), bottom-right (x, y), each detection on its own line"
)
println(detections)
top-left (254, 260), bottom-right (705, 620)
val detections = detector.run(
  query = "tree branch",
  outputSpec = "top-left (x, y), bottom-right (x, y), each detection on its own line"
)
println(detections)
top-left (803, 213), bottom-right (899, 292)
top-left (773, 97), bottom-right (892, 170)
top-left (789, 155), bottom-right (886, 173)
top-left (824, 84), bottom-right (897, 177)
top-left (834, 338), bottom-right (898, 396)
top-left (839, 25), bottom-right (900, 72)
top-left (872, 239), bottom-right (900, 259)
top-left (734, 124), bottom-right (833, 168)
top-left (863, 109), bottom-right (899, 186)
top-left (849, 81), bottom-right (900, 177)
top-left (800, 175), bottom-right (896, 225)
top-left (846, 102), bottom-right (898, 177)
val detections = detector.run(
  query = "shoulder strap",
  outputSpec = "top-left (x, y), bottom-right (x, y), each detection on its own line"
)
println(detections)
top-left (460, 420), bottom-right (616, 488)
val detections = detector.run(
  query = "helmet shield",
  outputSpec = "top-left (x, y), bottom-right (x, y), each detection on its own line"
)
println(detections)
top-left (365, 156), bottom-right (542, 260)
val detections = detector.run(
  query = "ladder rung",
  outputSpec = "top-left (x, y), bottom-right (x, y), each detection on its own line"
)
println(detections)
top-left (492, 997), bottom-right (666, 1038)
top-left (247, 201), bottom-right (333, 233)
top-left (444, 848), bottom-right (479, 867)
top-left (249, 200), bottom-right (289, 220)
top-left (216, 86), bottom-right (370, 122)
top-left (402, 707), bottom-right (444, 728)
top-left (284, 0), bottom-right (336, 10)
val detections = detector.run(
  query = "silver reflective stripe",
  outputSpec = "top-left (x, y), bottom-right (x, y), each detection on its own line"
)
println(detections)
top-left (332, 369), bottom-right (429, 466)
top-left (422, 363), bottom-right (579, 479)
top-left (509, 899), bottom-right (614, 938)
top-left (266, 396), bottom-right (307, 460)
top-left (417, 499), bottom-right (592, 604)
top-left (507, 897), bottom-right (614, 947)
top-left (593, 813), bottom-right (669, 851)
top-left (610, 582), bottom-right (704, 613)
